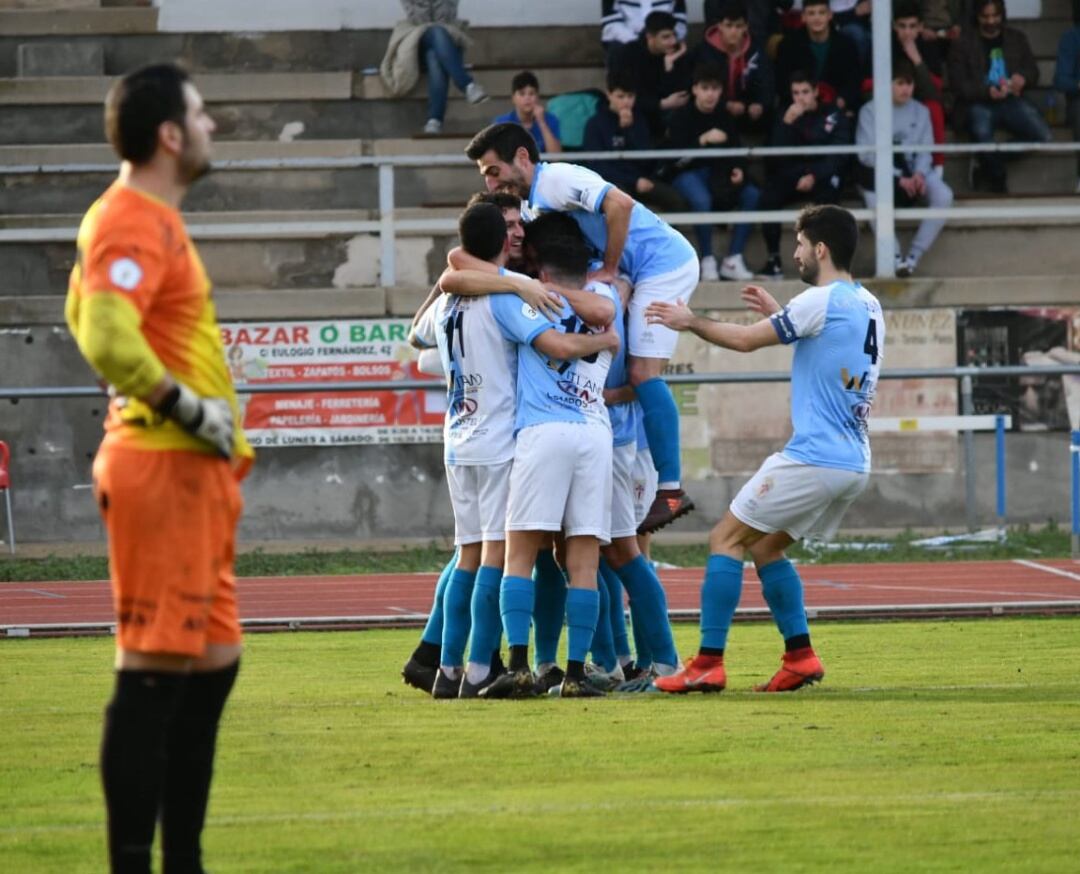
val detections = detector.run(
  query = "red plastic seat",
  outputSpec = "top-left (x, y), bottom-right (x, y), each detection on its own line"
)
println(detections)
top-left (0, 441), bottom-right (14, 553)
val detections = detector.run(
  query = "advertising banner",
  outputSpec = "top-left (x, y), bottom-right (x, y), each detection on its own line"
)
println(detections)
top-left (221, 318), bottom-right (445, 448)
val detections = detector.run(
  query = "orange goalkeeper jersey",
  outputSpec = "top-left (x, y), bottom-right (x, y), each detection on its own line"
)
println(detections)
top-left (65, 181), bottom-right (254, 463)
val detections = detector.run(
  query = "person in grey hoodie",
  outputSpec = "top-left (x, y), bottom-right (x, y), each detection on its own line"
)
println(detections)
top-left (856, 56), bottom-right (954, 277)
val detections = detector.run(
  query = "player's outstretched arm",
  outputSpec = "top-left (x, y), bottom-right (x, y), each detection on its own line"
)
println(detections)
top-left (589, 187), bottom-right (634, 283)
top-left (438, 269), bottom-right (563, 320)
top-left (533, 325), bottom-right (619, 361)
top-left (556, 285), bottom-right (616, 328)
top-left (645, 299), bottom-right (781, 353)
top-left (446, 245), bottom-right (495, 273)
top-left (409, 282), bottom-right (443, 347)
top-left (741, 284), bottom-right (782, 317)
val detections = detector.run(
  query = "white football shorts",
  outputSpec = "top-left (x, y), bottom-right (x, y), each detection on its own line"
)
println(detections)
top-left (626, 256), bottom-right (699, 359)
top-left (446, 459), bottom-right (512, 545)
top-left (730, 452), bottom-right (869, 543)
top-left (609, 442), bottom-right (638, 540)
top-left (506, 422), bottom-right (613, 541)
top-left (632, 446), bottom-right (659, 529)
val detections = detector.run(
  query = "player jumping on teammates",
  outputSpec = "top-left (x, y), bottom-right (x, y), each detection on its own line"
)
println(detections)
top-left (645, 205), bottom-right (884, 693)
top-left (465, 122), bottom-right (699, 535)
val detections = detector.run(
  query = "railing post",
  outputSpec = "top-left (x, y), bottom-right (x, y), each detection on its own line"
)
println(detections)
top-left (871, 0), bottom-right (895, 278)
top-left (995, 414), bottom-right (1006, 527)
top-left (378, 162), bottom-right (396, 288)
top-left (961, 374), bottom-right (977, 531)
top-left (1071, 430), bottom-right (1079, 559)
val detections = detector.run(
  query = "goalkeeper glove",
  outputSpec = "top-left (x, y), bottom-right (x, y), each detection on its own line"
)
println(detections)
top-left (158, 383), bottom-right (235, 459)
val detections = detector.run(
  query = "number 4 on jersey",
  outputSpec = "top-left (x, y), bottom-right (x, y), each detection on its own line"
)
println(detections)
top-left (863, 318), bottom-right (879, 364)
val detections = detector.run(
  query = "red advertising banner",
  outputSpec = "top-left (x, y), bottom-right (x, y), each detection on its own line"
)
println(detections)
top-left (221, 319), bottom-right (445, 448)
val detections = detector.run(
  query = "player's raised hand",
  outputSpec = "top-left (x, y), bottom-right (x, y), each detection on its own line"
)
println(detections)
top-left (645, 299), bottom-right (693, 330)
top-left (516, 277), bottom-right (564, 321)
top-left (159, 383), bottom-right (235, 459)
top-left (741, 284), bottom-right (781, 316)
top-left (587, 264), bottom-right (618, 285)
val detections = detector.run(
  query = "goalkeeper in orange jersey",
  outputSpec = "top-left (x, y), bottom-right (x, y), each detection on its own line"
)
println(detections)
top-left (65, 62), bottom-right (253, 874)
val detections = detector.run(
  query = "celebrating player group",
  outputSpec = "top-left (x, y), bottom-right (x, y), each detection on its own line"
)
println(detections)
top-left (400, 122), bottom-right (885, 699)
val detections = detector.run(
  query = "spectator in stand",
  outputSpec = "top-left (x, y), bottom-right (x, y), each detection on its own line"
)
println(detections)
top-left (892, 0), bottom-right (947, 176)
top-left (666, 62), bottom-right (761, 281)
top-left (856, 56), bottom-right (954, 277)
top-left (1053, 5), bottom-right (1080, 193)
top-left (602, 1), bottom-right (688, 67)
top-left (705, 0), bottom-right (782, 46)
top-left (694, 0), bottom-right (776, 137)
top-left (379, 0), bottom-right (488, 136)
top-left (774, 0), bottom-right (862, 115)
top-left (920, 0), bottom-right (967, 44)
top-left (608, 11), bottom-right (693, 142)
top-left (492, 71), bottom-right (562, 153)
top-left (757, 70), bottom-right (852, 277)
top-left (583, 68), bottom-right (688, 213)
top-left (829, 1), bottom-right (872, 75)
top-left (947, 0), bottom-right (1049, 193)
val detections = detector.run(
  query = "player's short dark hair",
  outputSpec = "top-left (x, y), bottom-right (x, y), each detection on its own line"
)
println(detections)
top-left (789, 69), bottom-right (818, 88)
top-left (465, 122), bottom-right (540, 164)
top-left (466, 190), bottom-right (521, 213)
top-left (892, 0), bottom-right (922, 21)
top-left (644, 11), bottom-right (678, 34)
top-left (104, 62), bottom-right (190, 165)
top-left (892, 55), bottom-right (916, 83)
top-left (524, 213), bottom-right (591, 284)
top-left (802, 0), bottom-right (830, 10)
top-left (795, 205), bottom-right (858, 272)
top-left (716, 0), bottom-right (748, 23)
top-left (692, 62), bottom-right (724, 87)
top-left (606, 67), bottom-right (637, 94)
top-left (458, 202), bottom-right (507, 261)
top-left (511, 70), bottom-right (540, 93)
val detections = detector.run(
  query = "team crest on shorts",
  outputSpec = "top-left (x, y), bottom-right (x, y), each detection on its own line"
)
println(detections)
top-left (756, 476), bottom-right (775, 498)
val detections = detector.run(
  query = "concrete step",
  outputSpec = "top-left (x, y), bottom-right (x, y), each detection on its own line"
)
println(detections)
top-left (0, 0), bottom-right (100, 8)
top-left (0, 6), bottom-right (156, 34)
top-left (0, 71), bottom-right (353, 103)
top-left (5, 198), bottom-right (1080, 296)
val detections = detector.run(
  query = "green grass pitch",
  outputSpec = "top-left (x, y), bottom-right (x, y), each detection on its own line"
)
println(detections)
top-left (2, 618), bottom-right (1079, 872)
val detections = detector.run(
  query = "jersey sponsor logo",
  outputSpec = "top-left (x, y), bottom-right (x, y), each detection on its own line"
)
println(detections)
top-left (453, 372), bottom-right (484, 389)
top-left (556, 378), bottom-right (599, 405)
top-left (450, 397), bottom-right (479, 417)
top-left (108, 257), bottom-right (143, 291)
top-left (841, 367), bottom-right (870, 391)
top-left (521, 302), bottom-right (540, 320)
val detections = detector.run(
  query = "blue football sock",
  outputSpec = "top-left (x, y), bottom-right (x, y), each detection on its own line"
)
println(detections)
top-left (439, 568), bottom-right (477, 668)
top-left (499, 575), bottom-right (534, 648)
top-left (566, 588), bottom-right (600, 666)
top-left (636, 377), bottom-right (681, 485)
top-left (758, 558), bottom-right (809, 641)
top-left (700, 554), bottom-right (743, 651)
top-left (615, 554), bottom-right (679, 667)
top-left (421, 552), bottom-right (457, 646)
top-left (628, 597), bottom-right (653, 668)
top-left (467, 565), bottom-right (502, 666)
top-left (532, 549), bottom-right (567, 665)
top-left (589, 572), bottom-right (618, 672)
top-left (599, 559), bottom-right (631, 660)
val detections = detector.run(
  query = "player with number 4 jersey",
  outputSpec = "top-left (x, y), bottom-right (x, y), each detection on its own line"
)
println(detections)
top-left (645, 205), bottom-right (883, 695)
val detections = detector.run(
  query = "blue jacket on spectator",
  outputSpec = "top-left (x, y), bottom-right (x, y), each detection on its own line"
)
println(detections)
top-left (582, 105), bottom-right (655, 191)
top-left (1054, 26), bottom-right (1080, 96)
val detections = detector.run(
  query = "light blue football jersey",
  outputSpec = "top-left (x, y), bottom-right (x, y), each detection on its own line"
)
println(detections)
top-left (490, 283), bottom-right (618, 435)
top-left (521, 162), bottom-right (696, 282)
top-left (413, 288), bottom-right (519, 466)
top-left (601, 287), bottom-right (636, 448)
top-left (770, 280), bottom-right (885, 474)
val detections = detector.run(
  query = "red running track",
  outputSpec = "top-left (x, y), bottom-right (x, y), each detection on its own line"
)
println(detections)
top-left (3, 559), bottom-right (1080, 635)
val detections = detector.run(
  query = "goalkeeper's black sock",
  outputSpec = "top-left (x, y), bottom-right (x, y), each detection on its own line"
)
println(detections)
top-left (101, 670), bottom-right (187, 874)
top-left (161, 660), bottom-right (240, 874)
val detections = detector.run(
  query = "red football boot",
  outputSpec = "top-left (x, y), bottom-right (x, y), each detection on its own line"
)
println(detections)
top-left (652, 655), bottom-right (727, 694)
top-left (754, 647), bottom-right (825, 692)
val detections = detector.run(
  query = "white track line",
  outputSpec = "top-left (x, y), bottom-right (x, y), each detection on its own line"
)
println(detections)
top-left (1012, 559), bottom-right (1080, 584)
